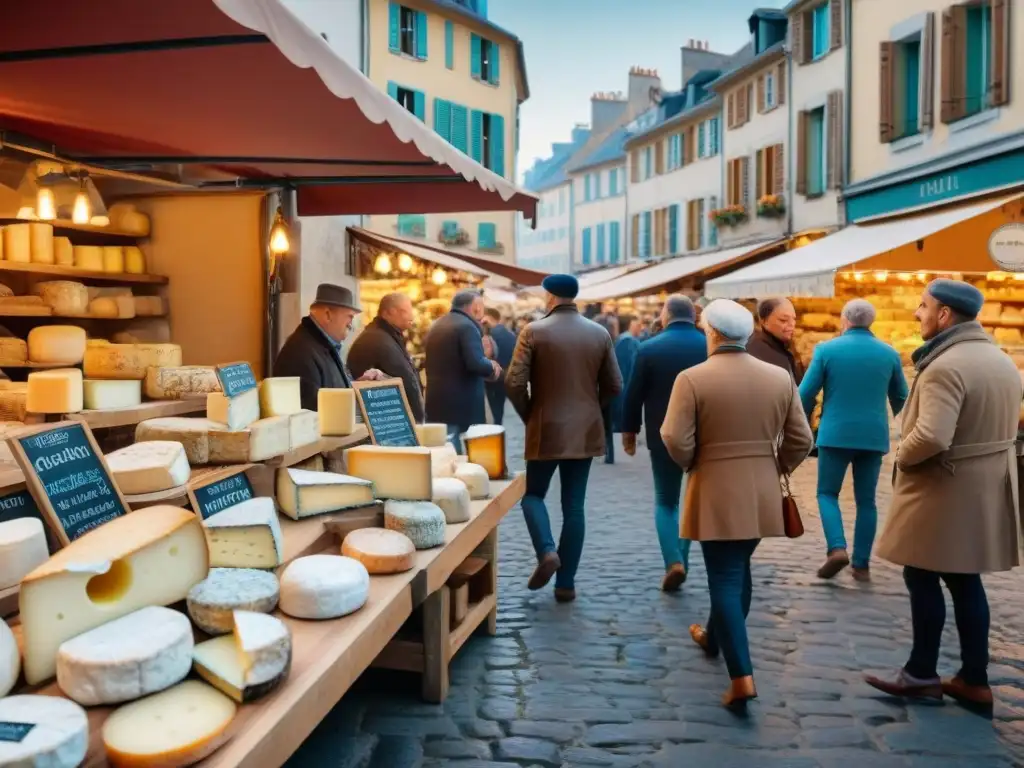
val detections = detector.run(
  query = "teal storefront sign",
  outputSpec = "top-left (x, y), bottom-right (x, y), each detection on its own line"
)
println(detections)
top-left (846, 145), bottom-right (1024, 222)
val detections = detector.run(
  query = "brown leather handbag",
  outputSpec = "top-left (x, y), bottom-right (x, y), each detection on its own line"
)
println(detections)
top-left (781, 472), bottom-right (804, 539)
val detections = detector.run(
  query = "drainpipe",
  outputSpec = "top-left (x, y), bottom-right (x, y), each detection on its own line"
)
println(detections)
top-left (843, 0), bottom-right (853, 220)
top-left (786, 50), bottom-right (795, 238)
top-left (361, 0), bottom-right (370, 75)
top-left (568, 181), bottom-right (575, 273)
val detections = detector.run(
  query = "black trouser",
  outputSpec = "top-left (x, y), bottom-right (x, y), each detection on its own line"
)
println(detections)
top-left (485, 383), bottom-right (506, 425)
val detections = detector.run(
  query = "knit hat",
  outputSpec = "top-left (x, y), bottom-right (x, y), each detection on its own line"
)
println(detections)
top-left (541, 273), bottom-right (579, 300)
top-left (926, 278), bottom-right (984, 319)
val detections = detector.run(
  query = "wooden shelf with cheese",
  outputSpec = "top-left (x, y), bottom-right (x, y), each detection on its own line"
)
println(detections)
top-left (0, 217), bottom-right (146, 243)
top-left (0, 261), bottom-right (167, 285)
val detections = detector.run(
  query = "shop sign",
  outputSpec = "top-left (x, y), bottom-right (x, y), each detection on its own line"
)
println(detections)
top-left (988, 223), bottom-right (1024, 271)
top-left (216, 361), bottom-right (258, 399)
top-left (352, 378), bottom-right (419, 447)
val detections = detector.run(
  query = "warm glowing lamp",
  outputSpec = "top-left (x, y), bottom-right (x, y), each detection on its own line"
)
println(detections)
top-left (398, 253), bottom-right (414, 272)
top-left (374, 253), bottom-right (392, 274)
top-left (431, 267), bottom-right (447, 285)
top-left (269, 207), bottom-right (290, 255)
top-left (36, 188), bottom-right (56, 220)
top-left (72, 184), bottom-right (91, 225)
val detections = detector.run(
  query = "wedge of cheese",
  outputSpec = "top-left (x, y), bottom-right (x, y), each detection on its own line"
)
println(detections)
top-left (259, 377), bottom-right (302, 417)
top-left (105, 441), bottom-right (191, 495)
top-left (203, 497), bottom-right (283, 570)
top-left (1, 620), bottom-right (19, 698)
top-left (207, 388), bottom-right (260, 431)
top-left (83, 379), bottom-right (143, 410)
top-left (207, 416), bottom-right (291, 464)
top-left (19, 505), bottom-right (209, 685)
top-left (345, 445), bottom-right (433, 500)
top-left (318, 388), bottom-right (356, 436)
top-left (276, 468), bottom-right (375, 520)
top-left (192, 610), bottom-right (291, 703)
top-left (288, 408), bottom-right (321, 449)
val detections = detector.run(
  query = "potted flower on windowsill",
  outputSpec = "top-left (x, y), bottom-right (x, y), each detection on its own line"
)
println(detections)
top-left (438, 228), bottom-right (470, 246)
top-left (709, 205), bottom-right (748, 228)
top-left (757, 194), bottom-right (786, 219)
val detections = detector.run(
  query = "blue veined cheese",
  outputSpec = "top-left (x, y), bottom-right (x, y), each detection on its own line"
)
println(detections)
top-left (187, 568), bottom-right (280, 636)
top-left (384, 500), bottom-right (447, 549)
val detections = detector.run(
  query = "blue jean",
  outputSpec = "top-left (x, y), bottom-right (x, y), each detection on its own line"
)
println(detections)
top-left (816, 447), bottom-right (883, 568)
top-left (701, 539), bottom-right (759, 679)
top-left (485, 385), bottom-right (506, 425)
top-left (650, 446), bottom-right (692, 570)
top-left (904, 566), bottom-right (990, 686)
top-left (445, 425), bottom-right (463, 454)
top-left (521, 459), bottom-right (593, 590)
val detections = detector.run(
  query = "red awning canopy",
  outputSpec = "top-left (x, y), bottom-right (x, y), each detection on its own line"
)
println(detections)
top-left (0, 0), bottom-right (537, 219)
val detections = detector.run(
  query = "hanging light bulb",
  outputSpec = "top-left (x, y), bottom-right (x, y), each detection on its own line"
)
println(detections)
top-left (36, 187), bottom-right (56, 221)
top-left (374, 253), bottom-right (392, 274)
top-left (397, 253), bottom-right (414, 272)
top-left (269, 207), bottom-right (290, 255)
top-left (72, 178), bottom-right (91, 225)
top-left (431, 267), bottom-right (447, 286)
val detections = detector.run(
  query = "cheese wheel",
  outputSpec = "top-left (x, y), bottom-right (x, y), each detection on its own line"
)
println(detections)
top-left (0, 282), bottom-right (13, 297)
top-left (102, 680), bottom-right (236, 768)
top-left (278, 555), bottom-right (369, 620)
top-left (0, 389), bottom-right (27, 421)
top-left (341, 527), bottom-right (416, 574)
top-left (84, 379), bottom-right (143, 410)
top-left (1, 620), bottom-right (18, 698)
top-left (27, 368), bottom-right (84, 413)
top-left (55, 606), bottom-right (193, 706)
top-left (102, 246), bottom-right (125, 273)
top-left (135, 417), bottom-right (225, 464)
top-left (0, 337), bottom-right (28, 363)
top-left (29, 223), bottom-right (54, 263)
top-left (124, 246), bottom-right (146, 274)
top-left (34, 281), bottom-right (89, 315)
top-left (121, 211), bottom-right (151, 236)
top-left (54, 236), bottom-right (74, 266)
top-left (88, 296), bottom-right (120, 318)
top-left (0, 516), bottom-right (49, 590)
top-left (187, 568), bottom-right (280, 635)
top-left (73, 245), bottom-right (104, 271)
top-left (0, 695), bottom-right (88, 768)
top-left (144, 365), bottom-right (221, 399)
top-left (384, 500), bottom-right (447, 549)
top-left (454, 462), bottom-right (490, 499)
top-left (432, 477), bottom-right (471, 523)
top-left (84, 342), bottom-right (182, 380)
top-left (105, 440), bottom-right (190, 495)
top-left (429, 442), bottom-right (458, 477)
top-left (192, 611), bottom-right (291, 703)
top-left (4, 223), bottom-right (32, 262)
top-left (27, 325), bottom-right (87, 364)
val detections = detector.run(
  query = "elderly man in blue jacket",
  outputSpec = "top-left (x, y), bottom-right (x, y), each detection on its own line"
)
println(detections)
top-left (621, 295), bottom-right (708, 592)
top-left (799, 298), bottom-right (909, 581)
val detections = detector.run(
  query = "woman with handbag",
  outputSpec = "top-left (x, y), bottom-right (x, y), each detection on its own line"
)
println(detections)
top-left (661, 299), bottom-right (813, 709)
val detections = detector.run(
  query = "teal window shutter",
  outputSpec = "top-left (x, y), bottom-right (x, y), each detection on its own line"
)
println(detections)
top-left (491, 42), bottom-right (500, 84)
top-left (451, 104), bottom-right (469, 153)
top-left (470, 110), bottom-right (484, 162)
top-left (902, 40), bottom-right (921, 135)
top-left (489, 113), bottom-right (505, 176)
top-left (388, 2), bottom-right (400, 52)
top-left (478, 222), bottom-right (496, 248)
top-left (709, 197), bottom-right (719, 246)
top-left (442, 220), bottom-right (458, 236)
top-left (609, 221), bottom-right (620, 263)
top-left (584, 175), bottom-right (590, 201)
top-left (643, 211), bottom-right (652, 257)
top-left (434, 98), bottom-right (451, 141)
top-left (413, 90), bottom-right (425, 121)
top-left (415, 11), bottom-right (428, 59)
top-left (470, 34), bottom-right (482, 79)
top-left (710, 118), bottom-right (719, 154)
top-left (582, 228), bottom-right (592, 265)
top-left (596, 223), bottom-right (606, 263)
top-left (668, 205), bottom-right (679, 254)
top-left (444, 21), bottom-right (454, 69)
top-left (387, 81), bottom-right (399, 101)
top-left (609, 169), bottom-right (617, 196)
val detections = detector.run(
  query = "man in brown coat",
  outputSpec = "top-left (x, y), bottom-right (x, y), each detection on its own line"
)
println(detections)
top-left (505, 273), bottom-right (623, 603)
top-left (866, 279), bottom-right (1022, 710)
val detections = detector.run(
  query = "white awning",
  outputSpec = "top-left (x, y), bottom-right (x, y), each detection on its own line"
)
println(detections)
top-left (576, 239), bottom-right (784, 302)
top-left (705, 194), bottom-right (1021, 299)
top-left (576, 265), bottom-right (637, 288)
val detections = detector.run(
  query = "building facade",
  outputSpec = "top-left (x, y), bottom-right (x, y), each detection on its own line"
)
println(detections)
top-left (363, 0), bottom-right (527, 260)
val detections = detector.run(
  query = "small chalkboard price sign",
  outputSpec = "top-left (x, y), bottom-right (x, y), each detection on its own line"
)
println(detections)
top-left (0, 721), bottom-right (35, 743)
top-left (352, 378), bottom-right (420, 447)
top-left (6, 421), bottom-right (130, 547)
top-left (0, 486), bottom-right (59, 553)
top-left (216, 361), bottom-right (258, 399)
top-left (188, 468), bottom-right (255, 520)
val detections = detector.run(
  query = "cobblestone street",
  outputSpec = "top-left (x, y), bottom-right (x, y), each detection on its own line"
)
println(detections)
top-left (290, 414), bottom-right (1024, 767)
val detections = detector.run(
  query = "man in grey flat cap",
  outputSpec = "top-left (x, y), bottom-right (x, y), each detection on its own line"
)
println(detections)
top-left (866, 278), bottom-right (1022, 712)
top-left (274, 283), bottom-right (385, 411)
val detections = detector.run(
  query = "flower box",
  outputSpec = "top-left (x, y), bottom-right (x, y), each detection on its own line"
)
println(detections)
top-left (756, 195), bottom-right (786, 219)
top-left (709, 205), bottom-right (748, 227)
top-left (438, 228), bottom-right (470, 246)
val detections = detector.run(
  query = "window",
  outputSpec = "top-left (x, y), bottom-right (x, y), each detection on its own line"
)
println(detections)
top-left (726, 157), bottom-right (750, 207)
top-left (389, 82), bottom-right (424, 120)
top-left (593, 172), bottom-right (602, 199)
top-left (609, 168), bottom-right (619, 195)
top-left (583, 175), bottom-right (591, 202)
top-left (765, 72), bottom-right (777, 109)
top-left (609, 221), bottom-right (621, 263)
top-left (686, 200), bottom-right (705, 251)
top-left (477, 222), bottom-right (497, 249)
top-left (811, 3), bottom-right (830, 60)
top-left (471, 34), bottom-right (500, 85)
top-left (441, 220), bottom-right (459, 236)
top-left (397, 214), bottom-right (426, 237)
top-left (806, 107), bottom-right (826, 196)
top-left (708, 117), bottom-right (720, 155)
top-left (667, 134), bottom-right (683, 170)
top-left (388, 3), bottom-right (427, 59)
top-left (471, 111), bottom-right (505, 175)
top-left (582, 227), bottom-right (592, 266)
top-left (756, 144), bottom-right (784, 199)
top-left (964, 2), bottom-right (992, 116)
top-left (668, 205), bottom-right (680, 254)
top-left (643, 147), bottom-right (653, 180)
top-left (596, 223), bottom-right (606, 263)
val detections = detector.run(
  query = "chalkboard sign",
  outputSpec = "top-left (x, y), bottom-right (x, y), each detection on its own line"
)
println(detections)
top-left (353, 378), bottom-right (420, 447)
top-left (0, 721), bottom-right (35, 743)
top-left (216, 361), bottom-right (258, 399)
top-left (6, 422), bottom-right (130, 547)
top-left (188, 469), bottom-right (255, 520)
top-left (0, 487), bottom-right (59, 553)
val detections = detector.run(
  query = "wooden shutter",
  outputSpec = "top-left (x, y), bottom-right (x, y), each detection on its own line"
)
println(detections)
top-left (791, 11), bottom-right (805, 65)
top-left (725, 160), bottom-right (734, 205)
top-left (802, 14), bottom-right (814, 65)
top-left (830, 0), bottom-right (843, 51)
top-left (727, 93), bottom-right (736, 128)
top-left (921, 12), bottom-right (936, 130)
top-left (941, 6), bottom-right (967, 124)
top-left (757, 75), bottom-right (766, 114)
top-left (773, 143), bottom-right (785, 196)
top-left (686, 126), bottom-right (696, 165)
top-left (827, 91), bottom-right (843, 190)
top-left (630, 150), bottom-right (639, 183)
top-left (631, 214), bottom-right (640, 258)
top-left (991, 0), bottom-right (1011, 107)
top-left (777, 62), bottom-right (787, 105)
top-left (879, 41), bottom-right (896, 142)
top-left (755, 149), bottom-right (764, 199)
top-left (741, 157), bottom-right (751, 208)
top-left (796, 111), bottom-right (808, 196)
top-left (655, 141), bottom-right (664, 175)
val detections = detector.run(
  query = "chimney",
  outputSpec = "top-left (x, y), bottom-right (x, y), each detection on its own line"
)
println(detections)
top-left (680, 41), bottom-right (734, 87)
top-left (627, 66), bottom-right (661, 112)
top-left (589, 91), bottom-right (627, 135)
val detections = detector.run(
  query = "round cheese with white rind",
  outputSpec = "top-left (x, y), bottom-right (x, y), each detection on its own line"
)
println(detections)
top-left (187, 568), bottom-right (280, 635)
top-left (454, 462), bottom-right (491, 500)
top-left (341, 528), bottom-right (416, 574)
top-left (432, 477), bottom-right (471, 523)
top-left (0, 516), bottom-right (49, 590)
top-left (279, 555), bottom-right (369, 620)
top-left (428, 442), bottom-right (458, 478)
top-left (1, 620), bottom-right (19, 698)
top-left (56, 606), bottom-right (193, 706)
top-left (26, 325), bottom-right (86, 365)
top-left (384, 500), bottom-right (447, 549)
top-left (0, 695), bottom-right (88, 768)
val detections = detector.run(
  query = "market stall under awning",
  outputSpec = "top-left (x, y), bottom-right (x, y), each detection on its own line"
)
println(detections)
top-left (576, 239), bottom-right (786, 302)
top-left (705, 194), bottom-right (1024, 299)
top-left (348, 227), bottom-right (489, 278)
top-left (0, 0), bottom-right (537, 219)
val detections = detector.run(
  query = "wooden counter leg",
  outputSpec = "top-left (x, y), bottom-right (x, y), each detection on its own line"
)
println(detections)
top-left (422, 585), bottom-right (451, 703)
top-left (474, 526), bottom-right (499, 636)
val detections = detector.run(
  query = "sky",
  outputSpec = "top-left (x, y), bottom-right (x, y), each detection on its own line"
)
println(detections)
top-left (486, 0), bottom-right (788, 180)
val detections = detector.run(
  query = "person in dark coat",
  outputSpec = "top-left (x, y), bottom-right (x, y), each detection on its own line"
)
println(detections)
top-left (622, 295), bottom-right (708, 592)
top-left (481, 307), bottom-right (517, 426)
top-left (746, 297), bottom-right (803, 383)
top-left (607, 315), bottom-right (644, 464)
top-left (273, 284), bottom-right (384, 411)
top-left (346, 292), bottom-right (424, 422)
top-left (423, 290), bottom-right (500, 452)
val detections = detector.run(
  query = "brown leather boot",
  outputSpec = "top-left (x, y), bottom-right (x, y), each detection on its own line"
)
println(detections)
top-left (864, 669), bottom-right (943, 701)
top-left (689, 624), bottom-right (719, 658)
top-left (661, 563), bottom-right (687, 592)
top-left (851, 566), bottom-right (871, 582)
top-left (554, 588), bottom-right (576, 603)
top-left (722, 675), bottom-right (757, 710)
top-left (817, 548), bottom-right (851, 579)
top-left (942, 676), bottom-right (994, 711)
top-left (528, 552), bottom-right (561, 591)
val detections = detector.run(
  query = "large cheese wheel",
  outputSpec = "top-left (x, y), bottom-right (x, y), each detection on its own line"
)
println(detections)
top-left (84, 343), bottom-right (182, 380)
top-left (27, 325), bottom-right (87, 364)
top-left (341, 528), bottom-right (416, 574)
top-left (27, 368), bottom-right (83, 413)
top-left (124, 246), bottom-right (146, 274)
top-left (454, 462), bottom-right (490, 499)
top-left (0, 695), bottom-right (88, 767)
top-left (73, 245), bottom-right (104, 271)
top-left (4, 223), bottom-right (32, 262)
top-left (29, 223), bottom-right (54, 264)
top-left (278, 555), bottom-right (369, 620)
top-left (102, 246), bottom-right (125, 273)
top-left (34, 281), bottom-right (89, 315)
top-left (54, 236), bottom-right (74, 266)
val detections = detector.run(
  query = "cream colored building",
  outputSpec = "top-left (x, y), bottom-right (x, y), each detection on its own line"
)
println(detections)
top-left (516, 185), bottom-right (572, 273)
top-left (786, 0), bottom-right (847, 233)
top-left (363, 0), bottom-right (527, 260)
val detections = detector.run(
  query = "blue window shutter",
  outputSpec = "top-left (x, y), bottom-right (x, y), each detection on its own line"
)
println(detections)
top-left (388, 2), bottom-right (400, 52)
top-left (669, 205), bottom-right (679, 254)
top-left (387, 81), bottom-right (399, 101)
top-left (491, 42), bottom-right (500, 84)
top-left (470, 35), bottom-right (482, 79)
top-left (582, 228), bottom-right (592, 265)
top-left (596, 223), bottom-right (606, 263)
top-left (434, 98), bottom-right (451, 141)
top-left (450, 104), bottom-right (468, 153)
top-left (609, 221), bottom-right (620, 263)
top-left (413, 90), bottom-right (425, 121)
top-left (643, 211), bottom-right (652, 257)
top-left (478, 222), bottom-right (496, 248)
top-left (470, 110), bottom-right (484, 162)
top-left (442, 220), bottom-right (458, 236)
top-left (444, 21), bottom-right (454, 69)
top-left (415, 11), bottom-right (428, 59)
top-left (711, 118), bottom-right (719, 154)
top-left (698, 123), bottom-right (706, 158)
top-left (489, 113), bottom-right (505, 176)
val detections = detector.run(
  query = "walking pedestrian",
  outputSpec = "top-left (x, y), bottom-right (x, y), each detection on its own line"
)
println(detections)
top-left (481, 307), bottom-right (517, 425)
top-left (747, 297), bottom-right (803, 383)
top-left (799, 299), bottom-right (908, 581)
top-left (607, 315), bottom-right (644, 465)
top-left (661, 299), bottom-right (812, 709)
top-left (621, 295), bottom-right (707, 591)
top-left (864, 279), bottom-right (1022, 711)
top-left (423, 290), bottom-right (502, 452)
top-left (593, 313), bottom-right (620, 465)
top-left (505, 274), bottom-right (623, 603)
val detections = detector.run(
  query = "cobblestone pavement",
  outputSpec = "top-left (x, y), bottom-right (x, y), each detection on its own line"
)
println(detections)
top-left (289, 414), bottom-right (1024, 767)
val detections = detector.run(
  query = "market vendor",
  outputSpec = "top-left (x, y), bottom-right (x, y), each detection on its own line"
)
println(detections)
top-left (274, 283), bottom-right (385, 411)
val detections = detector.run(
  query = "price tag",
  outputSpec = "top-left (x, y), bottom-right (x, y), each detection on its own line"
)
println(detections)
top-left (352, 378), bottom-right (419, 447)
top-left (216, 361), bottom-right (258, 399)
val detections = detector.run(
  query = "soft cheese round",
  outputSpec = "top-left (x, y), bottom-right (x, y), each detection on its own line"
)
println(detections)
top-left (384, 500), bottom-right (447, 549)
top-left (56, 605), bottom-right (193, 706)
top-left (341, 528), bottom-right (417, 574)
top-left (187, 568), bottom-right (280, 635)
top-left (0, 515), bottom-right (49, 590)
top-left (428, 442), bottom-right (458, 478)
top-left (454, 462), bottom-right (491, 500)
top-left (1, 619), bottom-right (19, 698)
top-left (0, 695), bottom-right (88, 768)
top-left (279, 555), bottom-right (370, 620)
top-left (431, 477), bottom-right (472, 523)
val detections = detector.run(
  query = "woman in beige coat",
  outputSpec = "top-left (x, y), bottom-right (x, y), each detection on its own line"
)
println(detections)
top-left (661, 299), bottom-right (813, 709)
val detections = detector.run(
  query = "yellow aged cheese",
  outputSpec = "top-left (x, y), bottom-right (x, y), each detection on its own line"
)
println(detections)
top-left (73, 245), bottom-right (104, 271)
top-left (54, 236), bottom-right (74, 266)
top-left (84, 343), bottom-right (182, 380)
top-left (318, 388), bottom-right (356, 436)
top-left (102, 246), bottom-right (125, 273)
top-left (27, 325), bottom-right (87, 364)
top-left (345, 445), bottom-right (433, 500)
top-left (145, 365), bottom-right (221, 399)
top-left (136, 417), bottom-right (227, 465)
top-left (259, 377), bottom-right (302, 417)
top-left (124, 246), bottom-right (146, 274)
top-left (0, 337), bottom-right (28, 363)
top-left (109, 203), bottom-right (152, 237)
top-left (34, 281), bottom-right (89, 315)
top-left (29, 223), bottom-right (54, 264)
top-left (3, 223), bottom-right (32, 262)
top-left (27, 368), bottom-right (83, 413)
top-left (341, 528), bottom-right (416, 574)
top-left (88, 296), bottom-right (135, 319)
